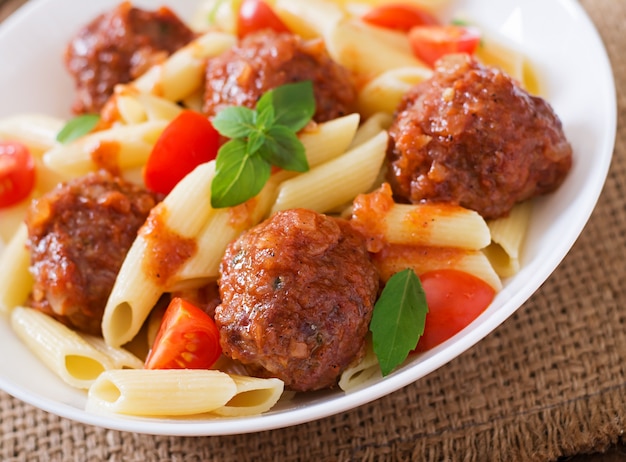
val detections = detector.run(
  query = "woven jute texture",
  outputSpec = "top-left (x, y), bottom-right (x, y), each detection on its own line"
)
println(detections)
top-left (1, 0), bottom-right (625, 460)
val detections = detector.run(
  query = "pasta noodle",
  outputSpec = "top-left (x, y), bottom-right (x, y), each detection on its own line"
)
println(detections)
top-left (326, 19), bottom-right (426, 79)
top-left (484, 201), bottom-right (532, 278)
top-left (0, 224), bottom-right (33, 314)
top-left (0, 114), bottom-right (63, 155)
top-left (10, 306), bottom-right (141, 389)
top-left (86, 369), bottom-right (238, 416)
top-left (131, 30), bottom-right (236, 102)
top-left (357, 66), bottom-right (433, 117)
top-left (43, 120), bottom-right (168, 178)
top-left (102, 161), bottom-right (217, 347)
top-left (374, 245), bottom-right (502, 291)
top-left (212, 375), bottom-right (285, 417)
top-left (338, 338), bottom-right (382, 392)
top-left (271, 130), bottom-right (388, 213)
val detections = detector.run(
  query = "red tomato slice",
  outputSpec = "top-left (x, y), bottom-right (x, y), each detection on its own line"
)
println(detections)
top-left (237, 0), bottom-right (290, 38)
top-left (0, 141), bottom-right (36, 209)
top-left (144, 297), bottom-right (222, 370)
top-left (413, 269), bottom-right (495, 352)
top-left (408, 25), bottom-right (481, 67)
top-left (362, 3), bottom-right (439, 32)
top-left (144, 110), bottom-right (219, 195)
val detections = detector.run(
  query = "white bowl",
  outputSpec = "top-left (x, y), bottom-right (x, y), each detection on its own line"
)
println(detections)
top-left (0, 0), bottom-right (616, 435)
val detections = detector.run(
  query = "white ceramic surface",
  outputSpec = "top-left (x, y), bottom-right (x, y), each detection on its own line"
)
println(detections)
top-left (0, 0), bottom-right (616, 436)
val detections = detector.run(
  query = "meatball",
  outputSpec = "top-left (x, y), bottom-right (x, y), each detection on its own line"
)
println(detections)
top-left (387, 54), bottom-right (573, 219)
top-left (64, 1), bottom-right (195, 114)
top-left (215, 208), bottom-right (379, 391)
top-left (204, 30), bottom-right (356, 123)
top-left (25, 171), bottom-right (161, 335)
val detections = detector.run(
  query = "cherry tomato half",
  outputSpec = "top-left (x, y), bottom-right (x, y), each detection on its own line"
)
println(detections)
top-left (362, 3), bottom-right (439, 32)
top-left (408, 25), bottom-right (481, 67)
top-left (413, 269), bottom-right (495, 352)
top-left (144, 110), bottom-right (219, 195)
top-left (0, 141), bottom-right (36, 208)
top-left (145, 297), bottom-right (222, 370)
top-left (237, 0), bottom-right (290, 38)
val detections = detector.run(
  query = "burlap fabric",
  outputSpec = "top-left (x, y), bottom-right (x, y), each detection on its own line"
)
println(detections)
top-left (1, 0), bottom-right (624, 460)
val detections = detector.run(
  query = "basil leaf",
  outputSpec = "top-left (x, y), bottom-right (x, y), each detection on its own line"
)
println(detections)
top-left (271, 81), bottom-right (316, 132)
top-left (255, 91), bottom-right (276, 129)
top-left (247, 129), bottom-right (266, 154)
top-left (259, 125), bottom-right (309, 172)
top-left (56, 114), bottom-right (100, 144)
top-left (212, 106), bottom-right (257, 138)
top-left (209, 80), bottom-right (316, 208)
top-left (370, 269), bottom-right (428, 377)
top-left (211, 139), bottom-right (271, 208)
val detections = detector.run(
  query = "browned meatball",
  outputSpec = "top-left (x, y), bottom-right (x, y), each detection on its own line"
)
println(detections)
top-left (25, 171), bottom-right (161, 335)
top-left (215, 208), bottom-right (379, 392)
top-left (387, 54), bottom-right (573, 219)
top-left (64, 1), bottom-right (195, 114)
top-left (204, 31), bottom-right (357, 123)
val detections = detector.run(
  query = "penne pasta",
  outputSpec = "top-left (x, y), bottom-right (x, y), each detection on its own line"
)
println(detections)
top-left (10, 306), bottom-right (131, 389)
top-left (212, 375), bottom-right (285, 417)
top-left (484, 200), bottom-right (532, 278)
top-left (357, 66), bottom-right (433, 118)
top-left (111, 90), bottom-right (184, 125)
top-left (381, 203), bottom-right (491, 250)
top-left (86, 369), bottom-right (238, 416)
top-left (299, 113), bottom-right (360, 168)
top-left (326, 19), bottom-right (426, 81)
top-left (132, 30), bottom-right (236, 102)
top-left (43, 120), bottom-right (168, 178)
top-left (174, 180), bottom-right (277, 285)
top-left (273, 0), bottom-right (346, 39)
top-left (81, 335), bottom-right (145, 370)
top-left (102, 161), bottom-right (217, 347)
top-left (349, 112), bottom-right (393, 149)
top-left (373, 244), bottom-right (502, 291)
top-left (0, 224), bottom-right (32, 314)
top-left (0, 113), bottom-right (63, 155)
top-left (338, 337), bottom-right (382, 392)
top-left (271, 130), bottom-right (388, 214)
top-left (350, 184), bottom-right (491, 251)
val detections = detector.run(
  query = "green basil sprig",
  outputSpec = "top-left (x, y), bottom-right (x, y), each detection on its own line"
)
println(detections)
top-left (56, 114), bottom-right (100, 144)
top-left (210, 80), bottom-right (315, 208)
top-left (370, 268), bottom-right (429, 376)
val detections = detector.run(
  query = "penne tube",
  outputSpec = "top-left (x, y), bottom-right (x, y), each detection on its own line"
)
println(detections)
top-left (374, 244), bottom-right (502, 291)
top-left (338, 337), bottom-right (382, 392)
top-left (0, 224), bottom-right (33, 314)
top-left (381, 203), bottom-right (491, 249)
top-left (299, 113), bottom-right (360, 168)
top-left (132, 30), bottom-right (236, 102)
top-left (80, 335), bottom-right (144, 370)
top-left (274, 0), bottom-right (346, 39)
top-left (112, 91), bottom-right (184, 125)
top-left (189, 0), bottom-right (240, 34)
top-left (357, 66), bottom-right (433, 117)
top-left (212, 375), bottom-right (285, 417)
top-left (484, 200), bottom-right (532, 278)
top-left (349, 112), bottom-right (393, 149)
top-left (86, 369), bottom-right (237, 416)
top-left (350, 183), bottom-right (491, 251)
top-left (175, 180), bottom-right (277, 284)
top-left (11, 306), bottom-right (114, 389)
top-left (326, 19), bottom-right (426, 81)
top-left (102, 161), bottom-right (217, 347)
top-left (0, 113), bottom-right (63, 155)
top-left (271, 130), bottom-right (387, 214)
top-left (43, 120), bottom-right (168, 177)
